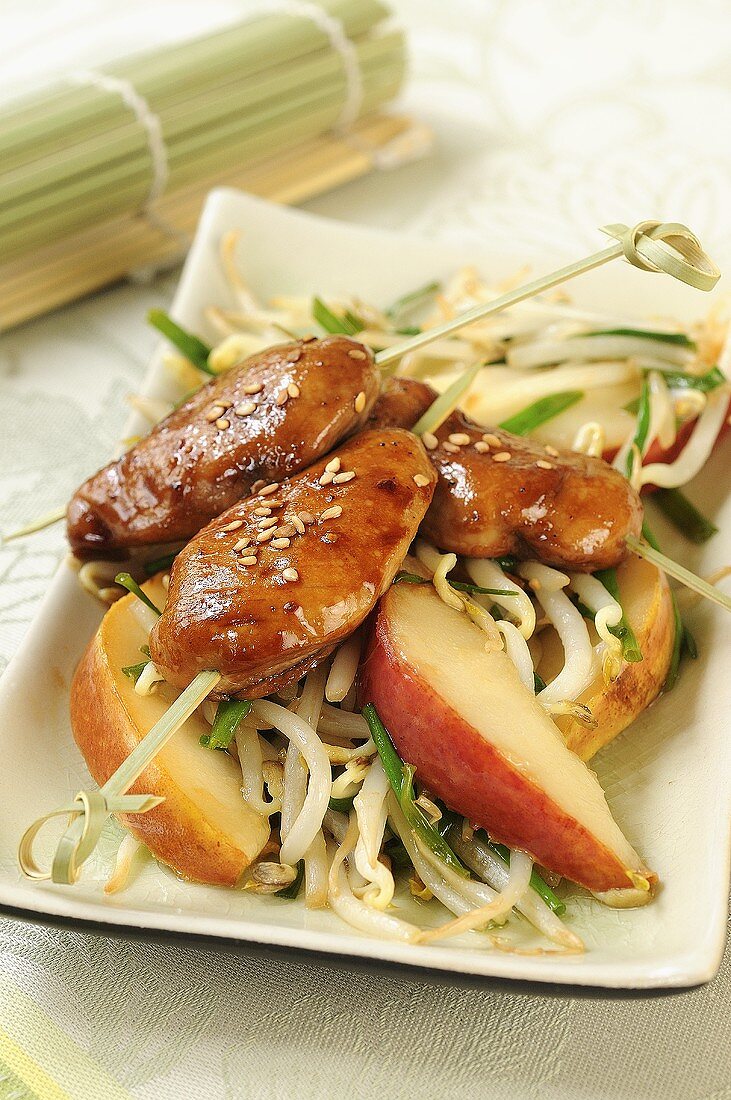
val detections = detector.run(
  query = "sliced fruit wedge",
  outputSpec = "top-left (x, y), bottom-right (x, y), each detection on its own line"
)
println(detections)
top-left (360, 576), bottom-right (656, 906)
top-left (71, 577), bottom-right (270, 886)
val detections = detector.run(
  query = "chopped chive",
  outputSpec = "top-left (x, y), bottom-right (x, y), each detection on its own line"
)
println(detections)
top-left (494, 555), bottom-right (518, 572)
top-left (392, 570), bottom-right (515, 597)
top-left (275, 859), bottom-right (305, 899)
top-left (658, 365), bottom-right (725, 392)
top-left (652, 488), bottom-right (718, 544)
top-left (533, 672), bottom-right (547, 693)
top-left (682, 624), bottom-right (698, 660)
top-left (386, 280), bottom-right (441, 321)
top-left (581, 327), bottom-right (696, 348)
top-left (623, 396), bottom-right (640, 415)
top-left (626, 377), bottom-right (652, 479)
top-left (363, 704), bottom-right (469, 877)
top-left (114, 572), bottom-right (161, 615)
top-left (481, 836), bottom-right (566, 916)
top-left (199, 698), bottom-right (252, 750)
top-left (395, 325), bottom-right (422, 336)
top-left (148, 309), bottom-right (213, 375)
top-left (498, 390), bottom-right (583, 436)
top-left (121, 661), bottom-right (148, 684)
top-left (329, 795), bottom-right (355, 813)
top-left (143, 551), bottom-right (178, 576)
top-left (594, 567), bottom-right (643, 663)
top-left (312, 296), bottom-right (363, 335)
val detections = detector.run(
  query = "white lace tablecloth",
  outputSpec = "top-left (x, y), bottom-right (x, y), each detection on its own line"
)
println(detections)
top-left (1, 2), bottom-right (730, 1097)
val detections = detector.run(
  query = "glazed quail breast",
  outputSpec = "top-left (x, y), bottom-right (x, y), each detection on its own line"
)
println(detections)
top-left (149, 429), bottom-right (437, 696)
top-left (67, 336), bottom-right (379, 559)
top-left (420, 410), bottom-right (643, 570)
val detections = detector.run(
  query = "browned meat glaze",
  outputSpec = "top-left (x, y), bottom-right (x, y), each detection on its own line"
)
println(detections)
top-left (366, 375), bottom-right (641, 569)
top-left (366, 376), bottom-right (435, 430)
top-left (149, 429), bottom-right (436, 696)
top-left (67, 337), bottom-right (379, 560)
top-left (420, 410), bottom-right (643, 570)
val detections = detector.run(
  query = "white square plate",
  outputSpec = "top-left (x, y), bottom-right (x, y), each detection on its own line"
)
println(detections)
top-left (0, 190), bottom-right (729, 988)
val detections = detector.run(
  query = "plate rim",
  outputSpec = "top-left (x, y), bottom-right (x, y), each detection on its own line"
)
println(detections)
top-left (1, 187), bottom-right (729, 990)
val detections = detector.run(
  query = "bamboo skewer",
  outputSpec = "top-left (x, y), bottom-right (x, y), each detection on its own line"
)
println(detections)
top-left (16, 218), bottom-right (724, 887)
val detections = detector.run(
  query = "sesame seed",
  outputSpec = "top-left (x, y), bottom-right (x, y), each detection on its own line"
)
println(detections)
top-left (536, 459), bottom-right (555, 470)
top-left (290, 515), bottom-right (306, 534)
top-left (276, 390), bottom-right (289, 407)
top-left (413, 474), bottom-right (430, 487)
top-left (271, 537), bottom-right (291, 549)
top-left (241, 555), bottom-right (258, 566)
top-left (282, 568), bottom-right (299, 582)
top-left (348, 348), bottom-right (367, 360)
top-left (253, 506), bottom-right (271, 516)
top-left (319, 470), bottom-right (335, 486)
top-left (492, 451), bottom-right (512, 463)
top-left (474, 441), bottom-right (490, 453)
top-left (221, 519), bottom-right (243, 532)
top-left (250, 479), bottom-right (266, 494)
top-left (287, 347), bottom-right (303, 363)
top-left (484, 433), bottom-right (502, 447)
top-left (215, 417), bottom-right (230, 430)
top-left (287, 383), bottom-right (300, 399)
top-left (235, 401), bottom-right (257, 416)
top-left (206, 406), bottom-right (225, 422)
top-left (332, 470), bottom-right (355, 484)
top-left (233, 537), bottom-right (251, 551)
top-left (259, 483), bottom-right (279, 497)
top-left (449, 432), bottom-right (471, 446)
top-left (544, 445), bottom-right (560, 458)
top-left (421, 432), bottom-right (438, 450)
top-left (242, 382), bottom-right (263, 395)
top-left (257, 529), bottom-right (274, 543)
top-left (320, 505), bottom-right (343, 521)
top-left (354, 391), bottom-right (367, 413)
top-left (442, 441), bottom-right (460, 454)
top-left (299, 511), bottom-right (315, 525)
top-left (274, 524), bottom-right (296, 538)
top-left (325, 456), bottom-right (341, 473)
top-left (258, 516), bottom-right (277, 529)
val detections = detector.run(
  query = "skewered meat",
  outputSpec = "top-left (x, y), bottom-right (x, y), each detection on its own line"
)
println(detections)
top-left (421, 410), bottom-right (643, 570)
top-left (149, 429), bottom-right (436, 696)
top-left (67, 337), bottom-right (379, 559)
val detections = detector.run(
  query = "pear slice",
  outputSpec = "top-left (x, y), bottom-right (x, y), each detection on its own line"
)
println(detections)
top-left (71, 578), bottom-right (269, 886)
top-left (360, 577), bottom-right (656, 906)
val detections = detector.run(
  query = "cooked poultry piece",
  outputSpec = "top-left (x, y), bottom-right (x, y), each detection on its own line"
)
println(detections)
top-left (367, 375), bottom-right (641, 570)
top-left (67, 337), bottom-right (379, 560)
top-left (149, 429), bottom-right (436, 696)
top-left (366, 376), bottom-right (435, 430)
top-left (421, 410), bottom-right (643, 570)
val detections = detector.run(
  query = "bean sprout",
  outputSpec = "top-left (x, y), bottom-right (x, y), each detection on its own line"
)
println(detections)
top-left (518, 563), bottom-right (596, 705)
top-left (465, 559), bottom-right (536, 638)
top-left (236, 725), bottom-right (281, 817)
top-left (572, 421), bottom-right (606, 457)
top-left (253, 700), bottom-right (331, 866)
top-left (415, 540), bottom-right (502, 650)
top-left (326, 821), bottom-right (420, 943)
top-left (451, 833), bottom-right (583, 950)
top-left (304, 829), bottom-right (329, 909)
top-left (104, 833), bottom-right (146, 895)
top-left (325, 632), bottom-right (362, 703)
top-left (569, 572), bottom-right (623, 684)
top-left (134, 661), bottom-right (165, 696)
top-left (496, 620), bottom-right (536, 692)
top-left (353, 759), bottom-right (394, 910)
top-left (640, 386), bottom-right (730, 488)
